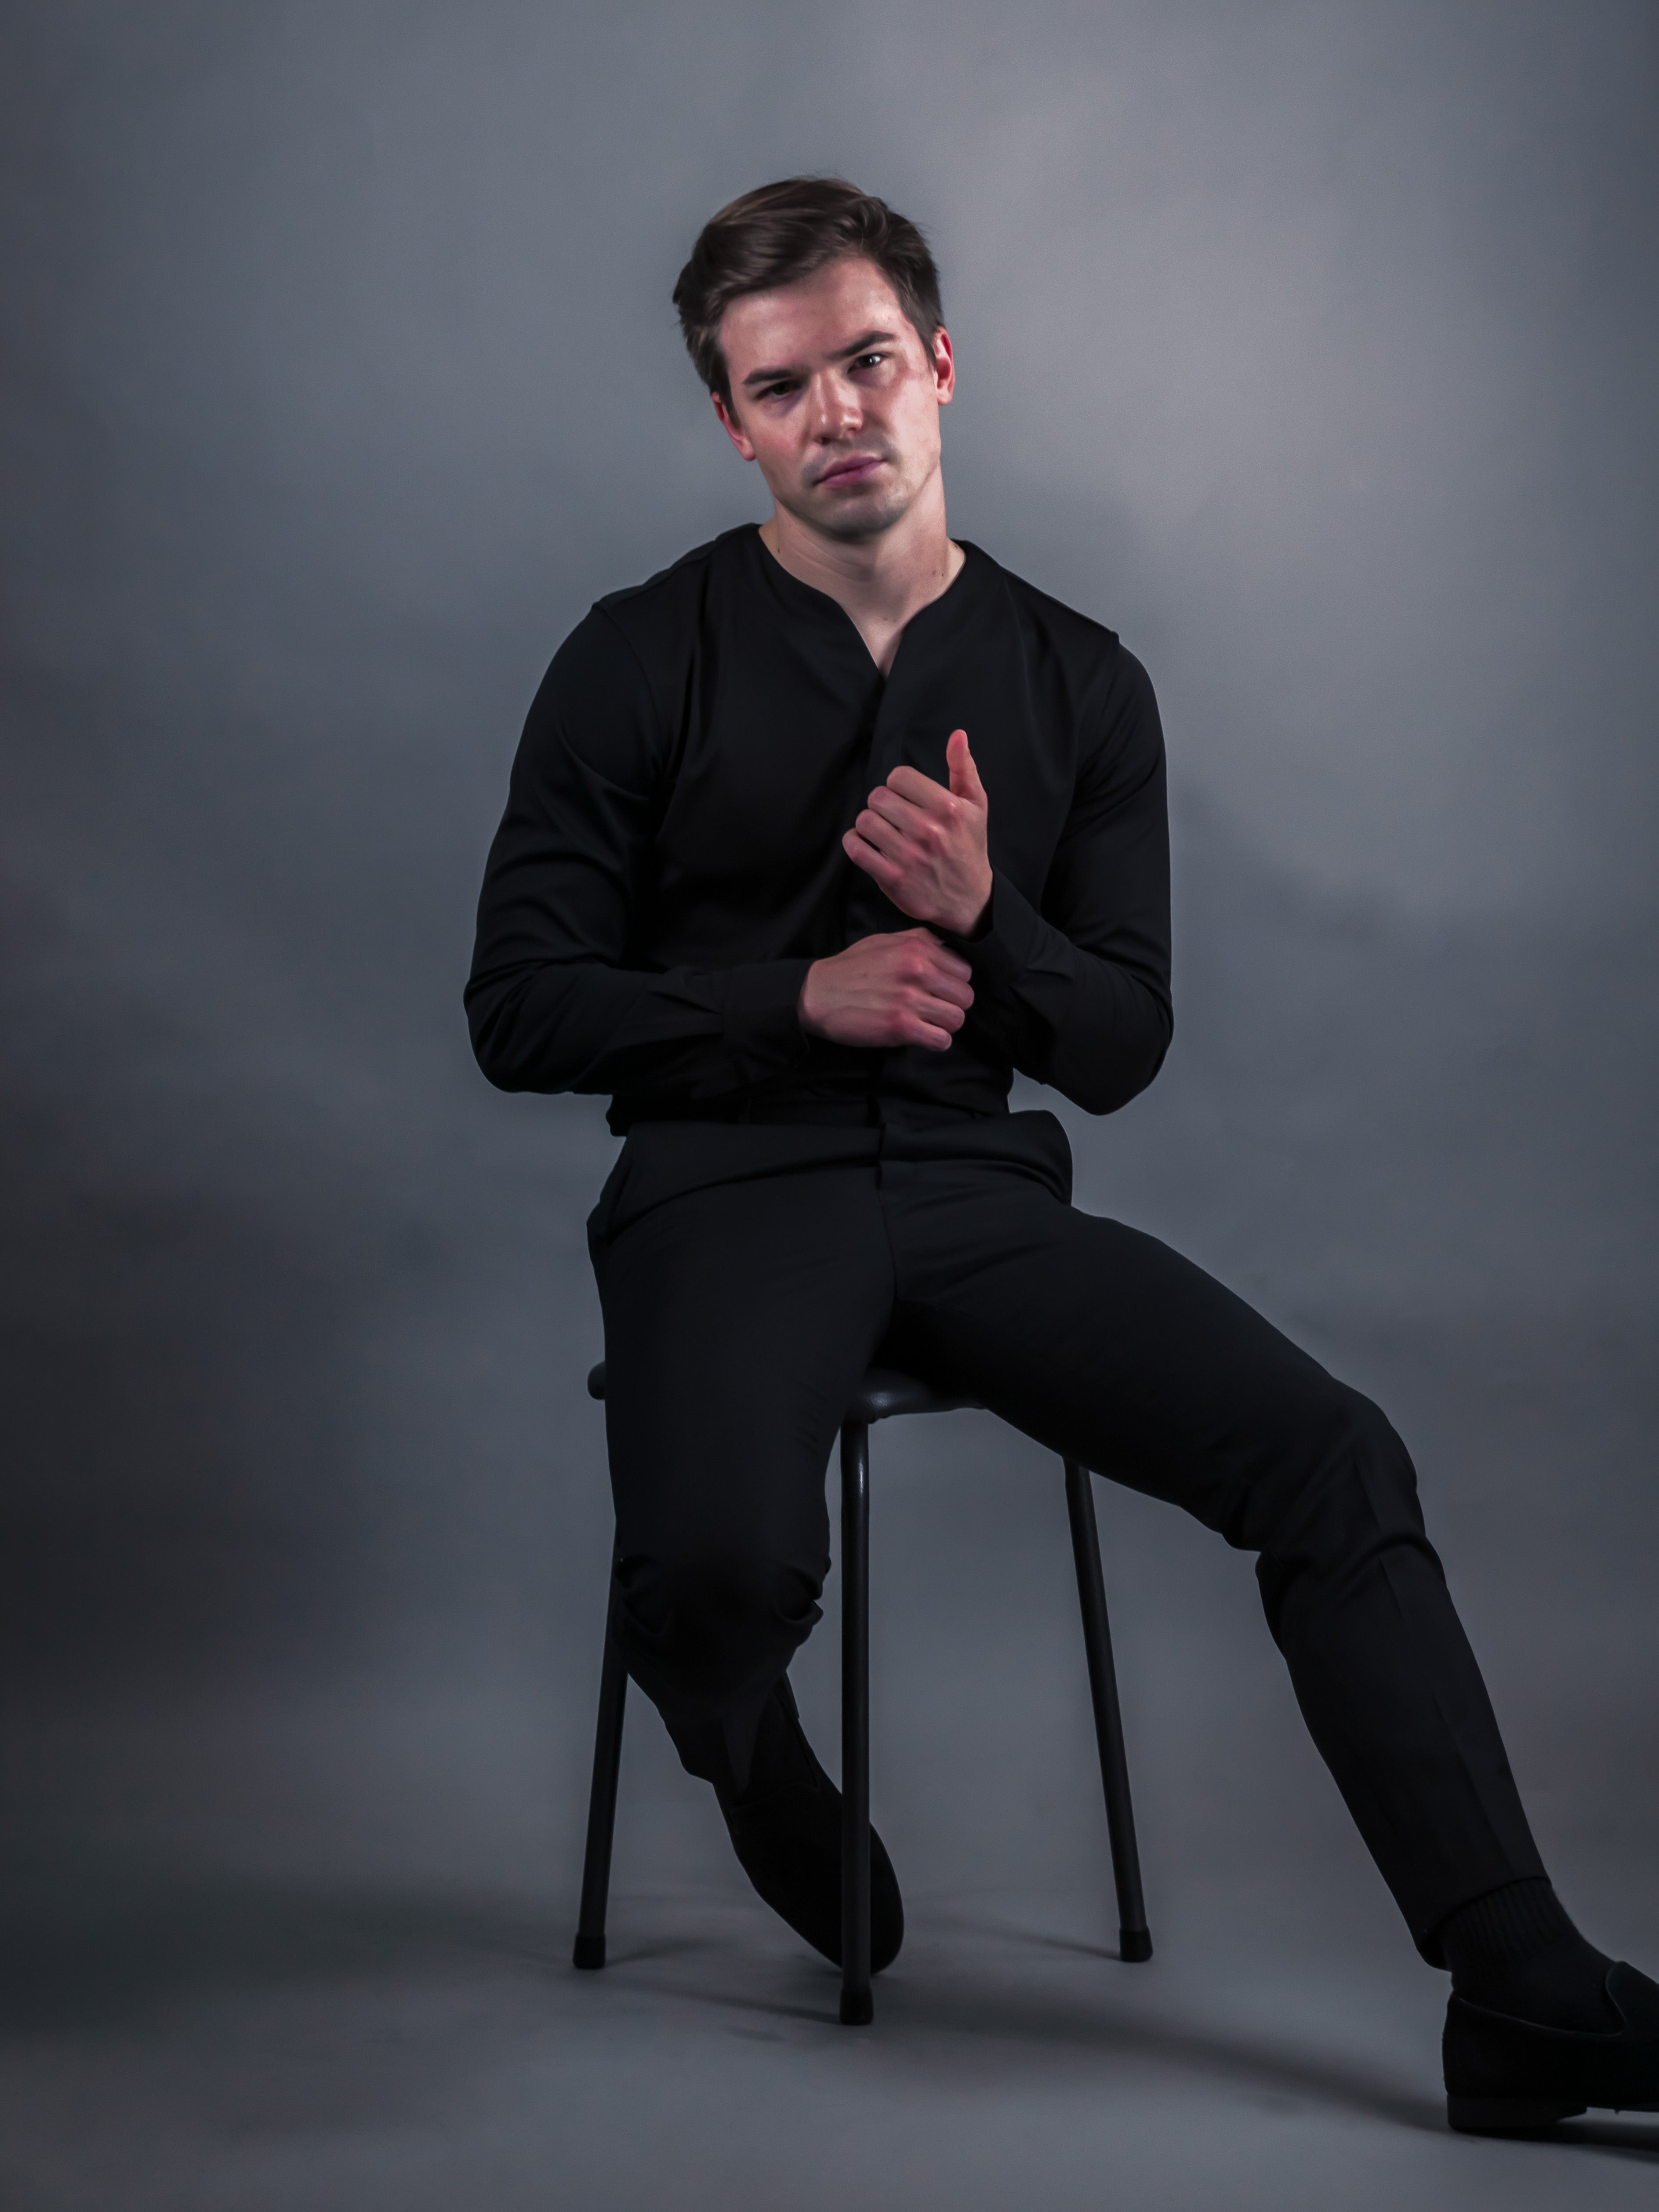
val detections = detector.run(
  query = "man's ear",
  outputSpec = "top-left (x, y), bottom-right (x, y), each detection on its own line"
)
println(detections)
top-left (931, 325), bottom-right (956, 407)
top-left (712, 390), bottom-right (757, 462)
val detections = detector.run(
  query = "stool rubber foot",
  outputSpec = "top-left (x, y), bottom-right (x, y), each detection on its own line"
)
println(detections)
top-left (839, 1988), bottom-right (874, 2026)
top-left (1119, 1927), bottom-right (1153, 1963)
top-left (573, 1933), bottom-right (606, 1970)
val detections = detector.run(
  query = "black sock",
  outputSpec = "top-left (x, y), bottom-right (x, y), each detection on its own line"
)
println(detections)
top-left (1438, 1879), bottom-right (1618, 2032)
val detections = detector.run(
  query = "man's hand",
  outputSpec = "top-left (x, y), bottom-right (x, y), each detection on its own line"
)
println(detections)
top-left (798, 928), bottom-right (974, 1053)
top-left (844, 729), bottom-right (992, 938)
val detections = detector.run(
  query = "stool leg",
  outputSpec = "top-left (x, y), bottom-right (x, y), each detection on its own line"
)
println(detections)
top-left (840, 1419), bottom-right (873, 2026)
top-left (573, 1575), bottom-right (628, 1970)
top-left (1064, 1460), bottom-right (1153, 1962)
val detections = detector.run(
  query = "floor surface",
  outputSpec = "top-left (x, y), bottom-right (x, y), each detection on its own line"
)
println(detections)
top-left (5, 1865), bottom-right (1656, 2211)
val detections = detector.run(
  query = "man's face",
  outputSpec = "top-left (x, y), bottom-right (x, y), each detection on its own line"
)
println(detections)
top-left (712, 256), bottom-right (954, 544)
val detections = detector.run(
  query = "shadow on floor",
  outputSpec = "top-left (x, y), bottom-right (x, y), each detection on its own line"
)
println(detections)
top-left (6, 1864), bottom-right (1656, 2168)
top-left (624, 1952), bottom-right (1450, 2134)
top-left (1545, 2121), bottom-right (1659, 2165)
top-left (617, 1901), bottom-right (1659, 2165)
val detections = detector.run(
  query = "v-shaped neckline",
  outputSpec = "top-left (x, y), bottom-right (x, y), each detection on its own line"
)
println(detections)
top-left (748, 524), bottom-right (980, 681)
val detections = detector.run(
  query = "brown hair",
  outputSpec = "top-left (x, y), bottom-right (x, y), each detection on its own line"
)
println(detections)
top-left (672, 177), bottom-right (944, 404)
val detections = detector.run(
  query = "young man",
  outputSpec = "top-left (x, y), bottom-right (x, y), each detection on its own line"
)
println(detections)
top-left (467, 177), bottom-right (1657, 2133)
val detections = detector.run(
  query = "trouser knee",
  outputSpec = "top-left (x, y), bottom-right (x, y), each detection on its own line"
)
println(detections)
top-left (1254, 1384), bottom-right (1436, 1633)
top-left (612, 1547), bottom-right (823, 1749)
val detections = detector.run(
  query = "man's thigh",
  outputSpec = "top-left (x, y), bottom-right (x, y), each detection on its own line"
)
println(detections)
top-left (595, 1159), bottom-right (894, 1576)
top-left (882, 1157), bottom-right (1363, 1550)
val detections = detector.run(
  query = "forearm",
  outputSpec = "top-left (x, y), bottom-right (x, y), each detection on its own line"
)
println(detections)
top-left (468, 606), bottom-right (825, 1103)
top-left (951, 870), bottom-right (1172, 1115)
top-left (465, 952), bottom-right (813, 1098)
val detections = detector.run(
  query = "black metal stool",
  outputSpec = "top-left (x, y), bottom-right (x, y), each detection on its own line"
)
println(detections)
top-left (574, 1360), bottom-right (1151, 2026)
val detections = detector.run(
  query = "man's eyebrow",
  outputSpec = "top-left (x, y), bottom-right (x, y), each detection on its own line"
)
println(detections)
top-left (740, 331), bottom-right (901, 389)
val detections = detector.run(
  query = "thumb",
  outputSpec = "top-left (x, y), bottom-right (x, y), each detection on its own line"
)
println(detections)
top-left (946, 728), bottom-right (985, 806)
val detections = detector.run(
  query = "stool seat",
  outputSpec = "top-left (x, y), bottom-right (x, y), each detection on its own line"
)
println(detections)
top-left (586, 1359), bottom-right (980, 1426)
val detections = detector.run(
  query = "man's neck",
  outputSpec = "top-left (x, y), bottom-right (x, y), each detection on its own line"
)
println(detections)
top-left (759, 480), bottom-right (964, 677)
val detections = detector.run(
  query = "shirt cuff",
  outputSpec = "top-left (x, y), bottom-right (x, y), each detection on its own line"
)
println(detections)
top-left (939, 871), bottom-right (1044, 997)
top-left (721, 959), bottom-right (816, 1084)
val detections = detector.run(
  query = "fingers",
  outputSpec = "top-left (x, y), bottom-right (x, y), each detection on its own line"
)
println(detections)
top-left (860, 791), bottom-right (944, 872)
top-left (893, 944), bottom-right (973, 1032)
top-left (893, 925), bottom-right (972, 988)
top-left (915, 959), bottom-right (973, 1008)
top-left (946, 729), bottom-right (985, 806)
top-left (850, 805), bottom-right (913, 861)
top-left (899, 995), bottom-right (966, 1050)
top-left (843, 825), bottom-right (903, 887)
top-left (853, 779), bottom-right (958, 875)
top-left (917, 992), bottom-right (969, 1031)
top-left (806, 928), bottom-right (974, 1052)
top-left (880, 766), bottom-right (959, 821)
top-left (882, 741), bottom-right (985, 817)
top-left (842, 925), bottom-right (973, 1000)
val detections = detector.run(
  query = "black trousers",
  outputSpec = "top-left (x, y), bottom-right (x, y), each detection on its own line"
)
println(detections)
top-left (587, 1108), bottom-right (1545, 1960)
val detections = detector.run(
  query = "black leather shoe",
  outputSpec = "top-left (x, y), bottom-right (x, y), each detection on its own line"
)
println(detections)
top-left (719, 1682), bottom-right (904, 1974)
top-left (1445, 1961), bottom-right (1659, 2133)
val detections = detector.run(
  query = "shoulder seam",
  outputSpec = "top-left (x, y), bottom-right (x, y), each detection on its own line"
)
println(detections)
top-left (595, 529), bottom-right (735, 614)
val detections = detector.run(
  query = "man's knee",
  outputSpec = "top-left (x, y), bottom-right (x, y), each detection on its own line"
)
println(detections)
top-left (613, 1546), bottom-right (824, 1718)
top-left (1254, 1384), bottom-right (1430, 1613)
top-left (1326, 1385), bottom-right (1419, 1507)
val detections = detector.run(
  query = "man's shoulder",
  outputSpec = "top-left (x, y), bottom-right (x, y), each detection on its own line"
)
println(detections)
top-left (966, 545), bottom-right (1133, 678)
top-left (589, 525), bottom-right (752, 647)
top-left (532, 532), bottom-right (750, 734)
top-left (969, 550), bottom-right (1158, 759)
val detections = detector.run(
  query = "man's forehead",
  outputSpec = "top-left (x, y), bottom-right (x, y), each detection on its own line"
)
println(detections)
top-left (719, 257), bottom-right (909, 371)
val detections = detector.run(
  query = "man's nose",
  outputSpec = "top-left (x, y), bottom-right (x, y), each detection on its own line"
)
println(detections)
top-left (806, 371), bottom-right (861, 439)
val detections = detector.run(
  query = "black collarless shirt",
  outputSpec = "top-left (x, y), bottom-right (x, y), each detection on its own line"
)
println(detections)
top-left (466, 525), bottom-right (1172, 1134)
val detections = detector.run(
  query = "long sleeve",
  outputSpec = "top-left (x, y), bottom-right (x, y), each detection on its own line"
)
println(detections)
top-left (467, 531), bottom-right (1174, 1129)
top-left (949, 647), bottom-right (1173, 1116)
top-left (465, 610), bottom-right (814, 1101)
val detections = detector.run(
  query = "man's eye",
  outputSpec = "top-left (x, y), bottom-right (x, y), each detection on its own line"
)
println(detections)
top-left (854, 353), bottom-right (886, 370)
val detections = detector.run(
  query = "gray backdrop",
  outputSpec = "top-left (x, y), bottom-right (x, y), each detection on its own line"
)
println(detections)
top-left (3, 4), bottom-right (1656, 2205)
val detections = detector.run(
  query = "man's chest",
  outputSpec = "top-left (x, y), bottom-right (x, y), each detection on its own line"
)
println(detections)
top-left (651, 617), bottom-right (1078, 902)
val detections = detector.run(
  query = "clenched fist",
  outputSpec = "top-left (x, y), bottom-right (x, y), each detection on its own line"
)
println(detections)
top-left (844, 728), bottom-right (992, 938)
top-left (798, 928), bottom-right (975, 1053)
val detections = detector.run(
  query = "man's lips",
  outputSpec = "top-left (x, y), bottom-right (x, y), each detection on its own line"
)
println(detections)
top-left (814, 454), bottom-right (886, 488)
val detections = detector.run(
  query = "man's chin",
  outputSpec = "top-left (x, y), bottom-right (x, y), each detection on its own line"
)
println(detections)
top-left (795, 487), bottom-right (910, 544)
top-left (778, 473), bottom-right (915, 542)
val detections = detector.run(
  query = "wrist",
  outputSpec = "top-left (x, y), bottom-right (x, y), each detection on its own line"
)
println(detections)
top-left (797, 958), bottom-right (826, 1038)
top-left (948, 869), bottom-right (995, 940)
